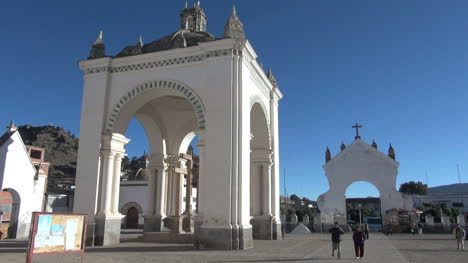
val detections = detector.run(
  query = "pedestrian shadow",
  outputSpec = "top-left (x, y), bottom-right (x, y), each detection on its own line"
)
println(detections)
top-left (85, 245), bottom-right (195, 253)
top-left (398, 248), bottom-right (465, 253)
top-left (221, 258), bottom-right (338, 262)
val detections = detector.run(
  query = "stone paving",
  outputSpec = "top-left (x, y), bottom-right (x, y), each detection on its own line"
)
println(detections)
top-left (0, 232), bottom-right (466, 263)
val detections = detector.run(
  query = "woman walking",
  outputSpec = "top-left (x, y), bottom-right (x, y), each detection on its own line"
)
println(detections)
top-left (353, 226), bottom-right (366, 259)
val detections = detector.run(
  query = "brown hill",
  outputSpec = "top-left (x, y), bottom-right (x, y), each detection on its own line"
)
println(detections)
top-left (17, 125), bottom-right (78, 192)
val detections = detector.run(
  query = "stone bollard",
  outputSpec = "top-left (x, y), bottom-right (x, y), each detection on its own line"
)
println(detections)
top-left (280, 214), bottom-right (287, 225)
top-left (426, 215), bottom-right (434, 226)
top-left (441, 215), bottom-right (451, 226)
top-left (291, 214), bottom-right (298, 225)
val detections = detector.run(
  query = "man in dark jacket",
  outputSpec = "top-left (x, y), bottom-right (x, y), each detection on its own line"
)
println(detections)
top-left (329, 222), bottom-right (345, 259)
top-left (353, 226), bottom-right (366, 259)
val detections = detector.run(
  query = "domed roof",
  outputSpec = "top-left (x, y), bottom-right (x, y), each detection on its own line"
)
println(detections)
top-left (115, 30), bottom-right (217, 58)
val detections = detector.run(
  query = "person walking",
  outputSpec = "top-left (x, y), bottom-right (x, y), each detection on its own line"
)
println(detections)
top-left (329, 222), bottom-right (345, 259)
top-left (363, 223), bottom-right (369, 239)
top-left (455, 224), bottom-right (466, 251)
top-left (417, 222), bottom-right (423, 235)
top-left (353, 225), bottom-right (366, 259)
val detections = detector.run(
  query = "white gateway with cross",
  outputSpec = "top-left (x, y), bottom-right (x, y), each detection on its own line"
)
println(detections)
top-left (316, 124), bottom-right (413, 227)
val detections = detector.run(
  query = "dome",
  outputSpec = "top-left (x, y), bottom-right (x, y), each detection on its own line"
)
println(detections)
top-left (115, 30), bottom-right (216, 58)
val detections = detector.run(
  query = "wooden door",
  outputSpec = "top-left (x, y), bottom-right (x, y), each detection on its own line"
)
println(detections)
top-left (126, 207), bottom-right (139, 229)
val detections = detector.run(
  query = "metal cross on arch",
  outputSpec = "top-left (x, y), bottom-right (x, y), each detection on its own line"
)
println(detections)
top-left (352, 122), bottom-right (362, 139)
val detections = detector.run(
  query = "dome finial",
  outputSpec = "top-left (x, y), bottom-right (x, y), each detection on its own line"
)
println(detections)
top-left (223, 5), bottom-right (245, 39)
top-left (137, 35), bottom-right (143, 46)
top-left (325, 147), bottom-right (331, 163)
top-left (95, 30), bottom-right (103, 44)
top-left (88, 30), bottom-right (106, 59)
top-left (372, 139), bottom-right (378, 149)
top-left (388, 143), bottom-right (396, 160)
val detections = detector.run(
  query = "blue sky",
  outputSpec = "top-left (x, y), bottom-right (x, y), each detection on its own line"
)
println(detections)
top-left (1, 1), bottom-right (467, 199)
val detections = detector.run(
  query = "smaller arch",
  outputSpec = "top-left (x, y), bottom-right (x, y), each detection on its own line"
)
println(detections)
top-left (120, 202), bottom-right (143, 215)
top-left (345, 181), bottom-right (381, 198)
top-left (178, 131), bottom-right (196, 154)
top-left (250, 94), bottom-right (270, 128)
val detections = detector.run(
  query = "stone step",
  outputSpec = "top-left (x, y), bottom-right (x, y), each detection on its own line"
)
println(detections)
top-left (138, 232), bottom-right (194, 244)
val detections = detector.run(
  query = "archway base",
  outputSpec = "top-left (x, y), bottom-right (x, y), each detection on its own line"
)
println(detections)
top-left (143, 215), bottom-right (166, 232)
top-left (251, 216), bottom-right (281, 240)
top-left (197, 225), bottom-right (253, 250)
top-left (94, 214), bottom-right (125, 246)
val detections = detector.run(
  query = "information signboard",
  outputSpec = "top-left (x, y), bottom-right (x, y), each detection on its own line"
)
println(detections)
top-left (26, 212), bottom-right (88, 263)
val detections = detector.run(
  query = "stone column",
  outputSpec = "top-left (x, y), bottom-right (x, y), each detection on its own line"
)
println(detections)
top-left (183, 157), bottom-right (194, 233)
top-left (111, 153), bottom-right (124, 215)
top-left (262, 161), bottom-right (273, 216)
top-left (250, 150), bottom-right (274, 240)
top-left (101, 150), bottom-right (115, 215)
top-left (94, 133), bottom-right (130, 246)
top-left (269, 88), bottom-right (282, 240)
top-left (193, 130), bottom-right (206, 248)
top-left (144, 153), bottom-right (168, 232)
top-left (165, 155), bottom-right (183, 233)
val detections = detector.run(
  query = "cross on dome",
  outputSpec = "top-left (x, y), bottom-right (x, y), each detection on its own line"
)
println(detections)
top-left (352, 122), bottom-right (362, 139)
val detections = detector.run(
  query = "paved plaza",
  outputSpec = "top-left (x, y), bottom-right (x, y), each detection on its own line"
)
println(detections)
top-left (0, 232), bottom-right (466, 263)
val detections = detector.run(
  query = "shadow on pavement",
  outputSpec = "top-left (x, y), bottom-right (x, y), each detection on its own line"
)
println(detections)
top-left (85, 245), bottom-right (195, 253)
top-left (222, 258), bottom-right (336, 262)
top-left (398, 248), bottom-right (466, 253)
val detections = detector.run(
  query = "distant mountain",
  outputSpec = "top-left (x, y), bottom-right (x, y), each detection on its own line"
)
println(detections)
top-left (428, 183), bottom-right (468, 195)
top-left (17, 125), bottom-right (78, 192)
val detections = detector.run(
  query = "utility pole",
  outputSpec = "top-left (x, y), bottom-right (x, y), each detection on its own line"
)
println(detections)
top-left (283, 168), bottom-right (287, 198)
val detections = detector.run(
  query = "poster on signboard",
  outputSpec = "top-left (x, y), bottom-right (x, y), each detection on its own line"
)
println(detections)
top-left (30, 213), bottom-right (86, 254)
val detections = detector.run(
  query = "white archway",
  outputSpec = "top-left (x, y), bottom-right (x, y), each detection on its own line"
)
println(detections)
top-left (250, 102), bottom-right (274, 240)
top-left (317, 139), bottom-right (409, 228)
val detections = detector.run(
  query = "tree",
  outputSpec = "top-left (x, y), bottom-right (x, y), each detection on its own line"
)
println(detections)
top-left (399, 181), bottom-right (428, 195)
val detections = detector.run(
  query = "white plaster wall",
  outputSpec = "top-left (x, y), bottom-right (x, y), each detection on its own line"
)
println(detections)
top-left (0, 131), bottom-right (44, 238)
top-left (119, 182), bottom-right (148, 225)
top-left (317, 139), bottom-right (408, 223)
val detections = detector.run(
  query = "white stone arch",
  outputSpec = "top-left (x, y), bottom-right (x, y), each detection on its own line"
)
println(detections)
top-left (317, 139), bottom-right (409, 227)
top-left (249, 100), bottom-right (274, 240)
top-left (106, 79), bottom-right (206, 133)
top-left (120, 201), bottom-right (143, 215)
top-left (250, 94), bottom-right (270, 131)
top-left (178, 131), bottom-right (196, 154)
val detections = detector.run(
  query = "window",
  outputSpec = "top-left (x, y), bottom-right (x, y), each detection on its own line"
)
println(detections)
top-left (30, 149), bottom-right (42, 159)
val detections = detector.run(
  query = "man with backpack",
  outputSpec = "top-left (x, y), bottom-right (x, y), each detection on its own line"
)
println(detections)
top-left (329, 222), bottom-right (345, 259)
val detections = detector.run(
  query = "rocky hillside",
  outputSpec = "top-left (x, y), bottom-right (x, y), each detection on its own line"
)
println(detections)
top-left (17, 125), bottom-right (78, 191)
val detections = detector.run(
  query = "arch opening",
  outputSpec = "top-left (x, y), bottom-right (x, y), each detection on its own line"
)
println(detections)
top-left (345, 181), bottom-right (382, 232)
top-left (109, 83), bottom-right (205, 237)
top-left (0, 189), bottom-right (21, 238)
top-left (249, 102), bottom-right (273, 240)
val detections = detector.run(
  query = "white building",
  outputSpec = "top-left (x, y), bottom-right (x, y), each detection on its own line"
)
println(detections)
top-left (74, 3), bottom-right (282, 250)
top-left (0, 122), bottom-right (49, 239)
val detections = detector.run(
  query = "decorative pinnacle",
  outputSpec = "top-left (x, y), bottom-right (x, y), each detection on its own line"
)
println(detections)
top-left (137, 35), bottom-right (143, 46)
top-left (197, 1), bottom-right (200, 6)
top-left (185, 0), bottom-right (188, 8)
top-left (94, 30), bottom-right (103, 44)
top-left (232, 5), bottom-right (237, 15)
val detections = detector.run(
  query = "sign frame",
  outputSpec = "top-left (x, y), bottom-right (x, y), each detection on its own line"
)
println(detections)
top-left (26, 212), bottom-right (88, 263)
